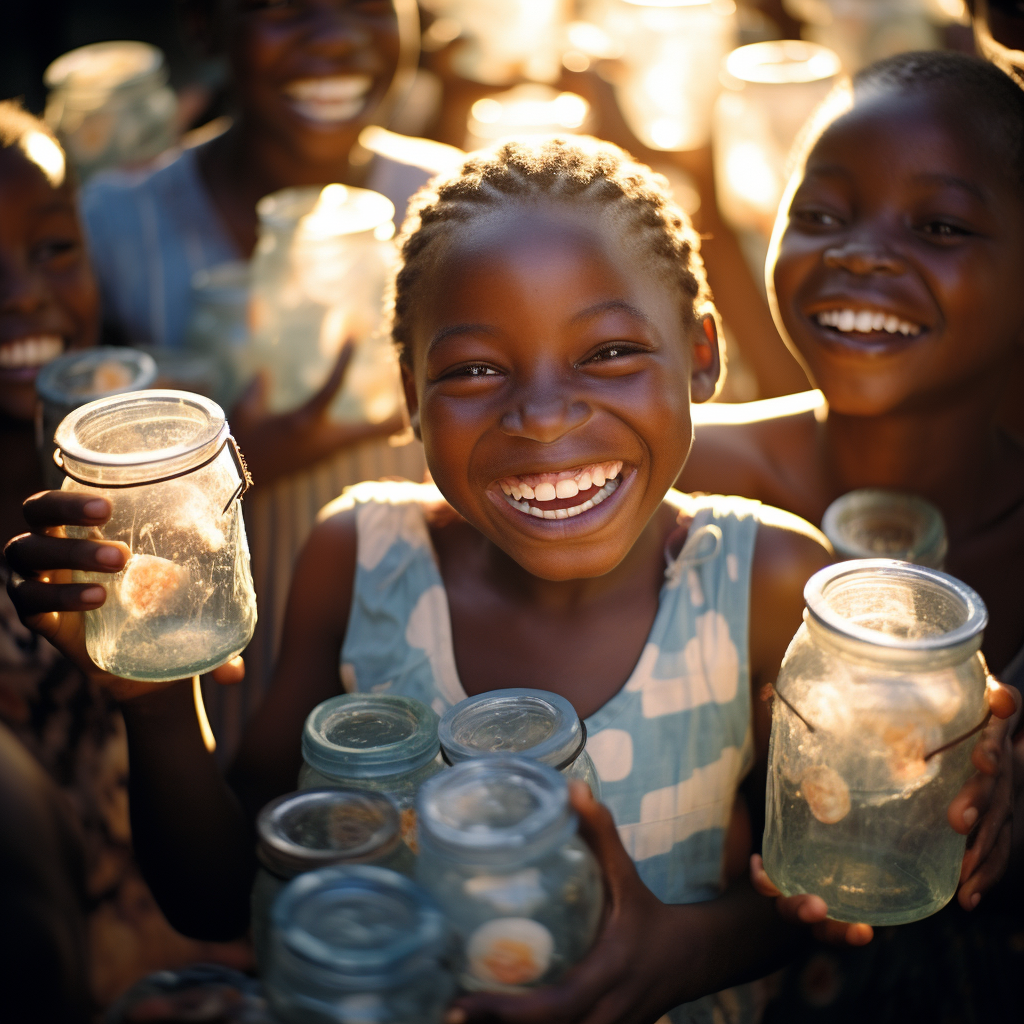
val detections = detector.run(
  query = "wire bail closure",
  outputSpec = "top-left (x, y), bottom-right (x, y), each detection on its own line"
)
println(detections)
top-left (53, 434), bottom-right (253, 514)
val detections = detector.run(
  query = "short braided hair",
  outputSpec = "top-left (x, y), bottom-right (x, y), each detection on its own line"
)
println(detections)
top-left (388, 135), bottom-right (712, 364)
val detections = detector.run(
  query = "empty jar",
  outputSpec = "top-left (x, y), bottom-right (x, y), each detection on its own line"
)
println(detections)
top-left (299, 694), bottom-right (442, 847)
top-left (264, 865), bottom-right (454, 1024)
top-left (248, 184), bottom-right (401, 423)
top-left (763, 560), bottom-right (989, 925)
top-left (438, 688), bottom-right (601, 799)
top-left (821, 488), bottom-right (947, 568)
top-left (416, 756), bottom-right (602, 992)
top-left (35, 346), bottom-right (158, 488)
top-left (252, 788), bottom-right (415, 970)
top-left (56, 389), bottom-right (257, 681)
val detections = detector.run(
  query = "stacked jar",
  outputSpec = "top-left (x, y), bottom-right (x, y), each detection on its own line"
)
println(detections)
top-left (438, 688), bottom-right (601, 798)
top-left (252, 788), bottom-right (415, 969)
top-left (416, 756), bottom-right (602, 992)
top-left (299, 694), bottom-right (442, 848)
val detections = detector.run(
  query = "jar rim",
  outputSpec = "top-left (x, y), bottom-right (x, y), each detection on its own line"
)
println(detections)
top-left (54, 389), bottom-right (227, 472)
top-left (44, 40), bottom-right (166, 94)
top-left (438, 688), bottom-right (585, 770)
top-left (256, 184), bottom-right (395, 237)
top-left (35, 346), bottom-right (158, 409)
top-left (804, 559), bottom-right (988, 653)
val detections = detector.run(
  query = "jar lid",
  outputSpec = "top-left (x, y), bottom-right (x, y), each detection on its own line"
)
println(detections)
top-left (722, 40), bottom-right (842, 86)
top-left (270, 865), bottom-right (448, 981)
top-left (804, 560), bottom-right (988, 656)
top-left (821, 488), bottom-right (948, 568)
top-left (301, 694), bottom-right (440, 782)
top-left (417, 756), bottom-right (576, 864)
top-left (36, 346), bottom-right (158, 411)
top-left (44, 41), bottom-right (165, 94)
top-left (53, 389), bottom-right (228, 486)
top-left (438, 688), bottom-right (585, 771)
top-left (256, 184), bottom-right (395, 238)
top-left (256, 789), bottom-right (402, 880)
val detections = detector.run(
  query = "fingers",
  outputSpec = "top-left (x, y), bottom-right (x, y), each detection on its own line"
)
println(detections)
top-left (305, 339), bottom-right (355, 414)
top-left (4, 533), bottom-right (128, 578)
top-left (958, 818), bottom-right (1012, 910)
top-left (20, 491), bottom-right (111, 530)
top-left (210, 656), bottom-right (245, 686)
top-left (948, 769), bottom-right (995, 835)
top-left (7, 576), bottom-right (107, 618)
top-left (812, 919), bottom-right (873, 946)
top-left (750, 854), bottom-right (781, 897)
top-left (569, 781), bottom-right (640, 900)
top-left (985, 677), bottom-right (1020, 721)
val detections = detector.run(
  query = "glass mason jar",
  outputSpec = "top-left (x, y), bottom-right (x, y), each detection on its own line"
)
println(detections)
top-left (252, 788), bottom-right (415, 970)
top-left (821, 488), bottom-right (948, 568)
top-left (438, 688), bottom-right (601, 799)
top-left (264, 865), bottom-right (454, 1024)
top-left (248, 184), bottom-right (402, 424)
top-left (44, 41), bottom-right (177, 182)
top-left (55, 389), bottom-right (257, 681)
top-left (763, 560), bottom-right (989, 925)
top-left (35, 346), bottom-right (158, 489)
top-left (298, 694), bottom-right (442, 849)
top-left (184, 262), bottom-right (252, 412)
top-left (416, 756), bottom-right (603, 993)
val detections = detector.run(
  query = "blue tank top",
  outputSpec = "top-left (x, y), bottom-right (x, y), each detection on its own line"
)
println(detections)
top-left (333, 480), bottom-right (765, 1023)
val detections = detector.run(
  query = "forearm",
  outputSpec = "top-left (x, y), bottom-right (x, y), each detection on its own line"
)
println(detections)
top-left (120, 680), bottom-right (256, 940)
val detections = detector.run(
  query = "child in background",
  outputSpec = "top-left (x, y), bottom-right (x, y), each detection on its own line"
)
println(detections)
top-left (8, 136), bottom-right (1017, 1024)
top-left (0, 101), bottom-right (248, 1013)
top-left (677, 51), bottom-right (1024, 1021)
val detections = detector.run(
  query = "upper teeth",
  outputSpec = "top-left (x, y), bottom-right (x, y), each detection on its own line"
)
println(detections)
top-left (0, 335), bottom-right (63, 369)
top-left (816, 309), bottom-right (921, 336)
top-left (504, 477), bottom-right (620, 520)
top-left (284, 76), bottom-right (371, 122)
top-left (497, 461), bottom-right (623, 519)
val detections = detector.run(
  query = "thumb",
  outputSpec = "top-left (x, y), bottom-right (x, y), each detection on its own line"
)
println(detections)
top-left (569, 781), bottom-right (637, 900)
top-left (304, 338), bottom-right (356, 416)
top-left (231, 370), bottom-right (270, 426)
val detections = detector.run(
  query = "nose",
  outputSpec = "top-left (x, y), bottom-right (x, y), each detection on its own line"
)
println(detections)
top-left (0, 254), bottom-right (45, 315)
top-left (823, 241), bottom-right (906, 276)
top-left (499, 376), bottom-right (592, 443)
top-left (300, 4), bottom-right (371, 56)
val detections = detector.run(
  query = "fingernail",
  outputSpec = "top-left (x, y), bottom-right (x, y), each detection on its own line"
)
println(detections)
top-left (83, 499), bottom-right (109, 518)
top-left (81, 586), bottom-right (105, 604)
top-left (970, 892), bottom-right (981, 909)
top-left (95, 545), bottom-right (124, 567)
top-left (962, 807), bottom-right (978, 828)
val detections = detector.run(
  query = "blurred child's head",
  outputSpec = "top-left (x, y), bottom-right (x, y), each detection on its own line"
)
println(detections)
top-left (185, 0), bottom-right (417, 168)
top-left (768, 51), bottom-right (1024, 418)
top-left (0, 102), bottom-right (98, 421)
top-left (389, 136), bottom-right (721, 581)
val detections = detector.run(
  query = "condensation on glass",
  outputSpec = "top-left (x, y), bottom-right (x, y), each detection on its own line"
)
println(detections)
top-left (438, 688), bottom-right (601, 798)
top-left (264, 865), bottom-right (454, 1024)
top-left (252, 788), bottom-right (415, 970)
top-left (763, 560), bottom-right (989, 925)
top-left (56, 389), bottom-right (257, 681)
top-left (416, 756), bottom-right (602, 992)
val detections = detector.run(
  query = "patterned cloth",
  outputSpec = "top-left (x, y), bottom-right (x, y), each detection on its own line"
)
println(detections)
top-left (333, 479), bottom-right (767, 1024)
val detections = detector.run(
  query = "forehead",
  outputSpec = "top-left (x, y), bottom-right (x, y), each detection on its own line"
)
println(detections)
top-left (806, 85), bottom-right (1018, 198)
top-left (0, 146), bottom-right (75, 217)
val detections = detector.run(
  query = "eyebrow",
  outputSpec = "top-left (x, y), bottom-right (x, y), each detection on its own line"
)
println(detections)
top-left (426, 322), bottom-right (499, 356)
top-left (803, 165), bottom-right (986, 202)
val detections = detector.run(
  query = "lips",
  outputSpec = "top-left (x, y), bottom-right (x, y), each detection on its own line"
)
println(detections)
top-left (494, 461), bottom-right (625, 521)
top-left (0, 335), bottom-right (64, 381)
top-left (283, 75), bottom-right (373, 124)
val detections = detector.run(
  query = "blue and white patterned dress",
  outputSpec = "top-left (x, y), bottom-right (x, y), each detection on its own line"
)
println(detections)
top-left (331, 480), bottom-right (765, 1024)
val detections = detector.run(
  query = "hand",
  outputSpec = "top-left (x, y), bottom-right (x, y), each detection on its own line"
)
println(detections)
top-left (749, 854), bottom-right (874, 946)
top-left (446, 782), bottom-right (684, 1024)
top-left (948, 676), bottom-right (1020, 910)
top-left (4, 491), bottom-right (244, 702)
top-left (230, 340), bottom-right (406, 485)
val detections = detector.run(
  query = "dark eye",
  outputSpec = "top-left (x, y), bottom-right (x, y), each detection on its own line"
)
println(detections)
top-left (33, 238), bottom-right (79, 266)
top-left (449, 364), bottom-right (499, 378)
top-left (792, 207), bottom-right (842, 228)
top-left (583, 342), bottom-right (643, 364)
top-left (920, 220), bottom-right (971, 240)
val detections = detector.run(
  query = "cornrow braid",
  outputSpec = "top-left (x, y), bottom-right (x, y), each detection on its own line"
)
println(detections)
top-left (388, 135), bottom-right (713, 364)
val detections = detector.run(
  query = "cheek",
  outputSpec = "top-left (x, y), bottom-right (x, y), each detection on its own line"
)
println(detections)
top-left (57, 268), bottom-right (100, 347)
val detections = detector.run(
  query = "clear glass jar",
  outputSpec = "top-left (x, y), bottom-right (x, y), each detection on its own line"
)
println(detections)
top-left (821, 488), bottom-right (948, 569)
top-left (298, 695), bottom-right (442, 849)
top-left (35, 346), bottom-right (158, 489)
top-left (56, 389), bottom-right (257, 681)
top-left (438, 688), bottom-right (601, 799)
top-left (763, 560), bottom-right (989, 925)
top-left (248, 184), bottom-right (402, 423)
top-left (264, 865), bottom-right (454, 1024)
top-left (184, 262), bottom-right (252, 412)
top-left (252, 788), bottom-right (415, 970)
top-left (416, 756), bottom-right (603, 992)
top-left (43, 41), bottom-right (177, 182)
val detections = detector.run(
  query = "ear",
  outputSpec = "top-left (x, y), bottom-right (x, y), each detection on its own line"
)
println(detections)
top-left (400, 362), bottom-right (421, 440)
top-left (691, 313), bottom-right (722, 404)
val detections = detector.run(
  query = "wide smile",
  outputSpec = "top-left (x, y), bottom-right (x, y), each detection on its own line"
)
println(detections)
top-left (283, 75), bottom-right (374, 124)
top-left (494, 460), bottom-right (625, 521)
top-left (0, 335), bottom-right (64, 382)
top-left (806, 304), bottom-right (928, 351)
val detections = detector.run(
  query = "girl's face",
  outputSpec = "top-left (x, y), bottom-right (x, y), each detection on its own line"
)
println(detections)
top-left (402, 204), bottom-right (718, 582)
top-left (769, 86), bottom-right (1024, 417)
top-left (226, 0), bottom-right (405, 164)
top-left (0, 147), bottom-right (99, 421)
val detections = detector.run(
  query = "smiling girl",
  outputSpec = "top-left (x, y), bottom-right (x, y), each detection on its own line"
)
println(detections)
top-left (7, 136), bottom-right (1016, 1024)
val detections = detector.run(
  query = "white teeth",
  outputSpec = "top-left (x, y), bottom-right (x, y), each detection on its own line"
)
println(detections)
top-left (0, 335), bottom-right (63, 369)
top-left (555, 478), bottom-right (579, 499)
top-left (816, 308), bottom-right (921, 337)
top-left (500, 482), bottom-right (512, 496)
top-left (591, 467), bottom-right (606, 488)
top-left (501, 477), bottom-right (620, 521)
top-left (511, 484), bottom-right (523, 501)
top-left (577, 471), bottom-right (592, 491)
top-left (285, 76), bottom-right (372, 101)
top-left (530, 506), bottom-right (543, 518)
top-left (520, 483), bottom-right (535, 500)
top-left (534, 482), bottom-right (557, 501)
